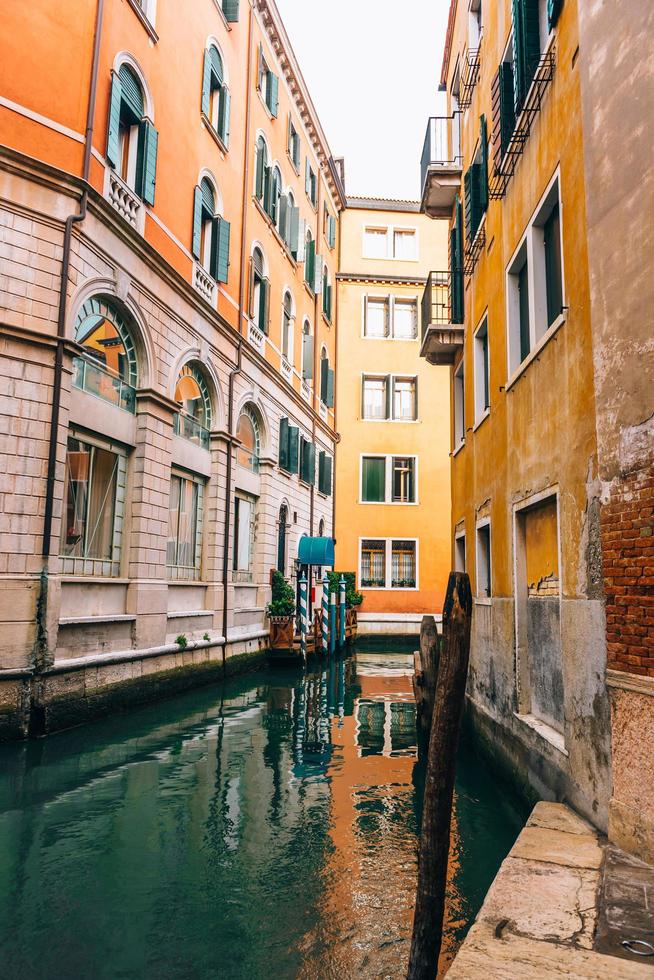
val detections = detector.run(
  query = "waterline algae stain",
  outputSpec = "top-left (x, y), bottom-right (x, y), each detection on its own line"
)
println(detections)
top-left (0, 640), bottom-right (525, 979)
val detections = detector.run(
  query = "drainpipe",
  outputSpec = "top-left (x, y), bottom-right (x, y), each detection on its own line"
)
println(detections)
top-left (221, 0), bottom-right (254, 656)
top-left (332, 197), bottom-right (343, 552)
top-left (309, 171), bottom-right (324, 537)
top-left (42, 0), bottom-right (105, 561)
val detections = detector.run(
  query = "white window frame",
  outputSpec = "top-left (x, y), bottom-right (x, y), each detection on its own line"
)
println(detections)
top-left (362, 224), bottom-right (420, 262)
top-left (233, 492), bottom-right (256, 583)
top-left (361, 373), bottom-right (418, 422)
top-left (473, 313), bottom-right (490, 426)
top-left (475, 517), bottom-right (492, 603)
top-left (361, 294), bottom-right (419, 340)
top-left (359, 453), bottom-right (419, 505)
top-left (506, 169), bottom-right (566, 385)
top-left (358, 536), bottom-right (420, 590)
top-left (166, 470), bottom-right (204, 581)
top-left (453, 360), bottom-right (465, 451)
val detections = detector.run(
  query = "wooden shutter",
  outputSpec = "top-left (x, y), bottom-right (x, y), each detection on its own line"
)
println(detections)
top-left (279, 194), bottom-right (289, 244)
top-left (255, 141), bottom-right (265, 199)
top-left (302, 333), bottom-right (314, 380)
top-left (222, 0), bottom-right (240, 22)
top-left (513, 0), bottom-right (540, 112)
top-left (464, 164), bottom-right (482, 244)
top-left (305, 238), bottom-right (315, 287)
top-left (492, 63), bottom-right (515, 171)
top-left (288, 425), bottom-right (299, 473)
top-left (324, 455), bottom-right (332, 496)
top-left (201, 49), bottom-right (212, 116)
top-left (263, 166), bottom-right (272, 215)
top-left (385, 376), bottom-right (392, 420)
top-left (307, 443), bottom-right (315, 486)
top-left (547, 0), bottom-right (563, 29)
top-left (326, 368), bottom-right (335, 408)
top-left (106, 72), bottom-right (122, 168)
top-left (479, 115), bottom-right (489, 211)
top-left (268, 73), bottom-right (279, 118)
top-left (257, 43), bottom-right (265, 91)
top-left (218, 87), bottom-right (231, 147)
top-left (137, 120), bottom-right (158, 205)
top-left (320, 357), bottom-right (329, 402)
top-left (305, 159), bottom-right (311, 196)
top-left (260, 278), bottom-right (270, 334)
top-left (279, 417), bottom-right (289, 471)
top-left (318, 451), bottom-right (326, 493)
top-left (289, 206), bottom-right (300, 256)
top-left (314, 253), bottom-right (323, 296)
top-left (512, 0), bottom-right (526, 112)
top-left (248, 257), bottom-right (255, 316)
top-left (454, 197), bottom-right (464, 320)
top-left (295, 218), bottom-right (306, 262)
top-left (192, 185), bottom-right (203, 259)
top-left (212, 217), bottom-right (230, 283)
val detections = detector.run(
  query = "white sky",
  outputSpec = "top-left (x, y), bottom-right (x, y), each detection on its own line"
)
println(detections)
top-left (275, 0), bottom-right (450, 201)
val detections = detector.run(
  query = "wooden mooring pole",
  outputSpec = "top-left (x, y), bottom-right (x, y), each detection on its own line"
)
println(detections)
top-left (407, 571), bottom-right (473, 980)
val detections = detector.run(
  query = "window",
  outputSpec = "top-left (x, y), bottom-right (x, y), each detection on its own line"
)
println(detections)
top-left (464, 117), bottom-right (488, 245)
top-left (304, 230), bottom-right (315, 290)
top-left (281, 291), bottom-right (294, 361)
top-left (62, 435), bottom-right (125, 575)
top-left (287, 116), bottom-right (300, 170)
top-left (363, 296), bottom-right (418, 339)
top-left (257, 44), bottom-right (278, 117)
top-left (280, 189), bottom-right (300, 258)
top-left (167, 474), bottom-right (203, 579)
top-left (320, 350), bottom-right (335, 407)
top-left (361, 455), bottom-right (417, 504)
top-left (322, 266), bottom-right (332, 321)
top-left (318, 451), bottom-right (333, 496)
top-left (393, 229), bottom-right (417, 260)
top-left (192, 177), bottom-right (230, 283)
top-left (393, 299), bottom-right (418, 339)
top-left (278, 417), bottom-right (299, 474)
top-left (305, 159), bottom-right (317, 207)
top-left (364, 297), bottom-right (390, 338)
top-left (173, 363), bottom-right (212, 449)
top-left (299, 436), bottom-right (315, 485)
top-left (73, 296), bottom-right (137, 412)
top-left (236, 407), bottom-right (260, 472)
top-left (106, 63), bottom-right (158, 204)
top-left (362, 376), bottom-right (388, 420)
top-left (221, 0), bottom-right (240, 22)
top-left (393, 377), bottom-right (417, 421)
top-left (233, 494), bottom-right (255, 582)
top-left (250, 247), bottom-right (269, 334)
top-left (270, 165), bottom-right (282, 229)
top-left (469, 0), bottom-right (482, 47)
top-left (476, 522), bottom-right (491, 598)
top-left (455, 532), bottom-right (466, 572)
top-left (474, 317), bottom-right (490, 421)
top-left (301, 320), bottom-right (313, 382)
top-left (324, 205), bottom-right (336, 249)
top-left (512, 0), bottom-right (541, 114)
top-left (454, 361), bottom-right (465, 446)
top-left (277, 504), bottom-right (288, 574)
top-left (360, 538), bottom-right (418, 589)
top-left (507, 176), bottom-right (564, 374)
top-left (201, 45), bottom-right (230, 147)
top-left (133, 0), bottom-right (157, 25)
top-left (363, 227), bottom-right (388, 259)
top-left (254, 135), bottom-right (269, 206)
top-left (361, 539), bottom-right (386, 588)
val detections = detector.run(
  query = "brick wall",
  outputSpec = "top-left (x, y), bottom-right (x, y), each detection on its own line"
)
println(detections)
top-left (601, 468), bottom-right (654, 676)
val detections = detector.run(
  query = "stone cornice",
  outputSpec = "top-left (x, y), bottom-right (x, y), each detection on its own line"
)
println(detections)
top-left (336, 272), bottom-right (427, 287)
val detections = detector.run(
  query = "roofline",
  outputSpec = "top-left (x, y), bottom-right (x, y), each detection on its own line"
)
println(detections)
top-left (346, 197), bottom-right (422, 214)
top-left (440, 0), bottom-right (458, 88)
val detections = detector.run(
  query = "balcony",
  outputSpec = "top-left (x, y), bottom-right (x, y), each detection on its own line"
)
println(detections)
top-left (420, 272), bottom-right (464, 366)
top-left (420, 116), bottom-right (462, 218)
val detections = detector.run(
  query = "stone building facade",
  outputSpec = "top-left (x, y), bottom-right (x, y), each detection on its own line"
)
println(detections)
top-left (0, 0), bottom-right (343, 737)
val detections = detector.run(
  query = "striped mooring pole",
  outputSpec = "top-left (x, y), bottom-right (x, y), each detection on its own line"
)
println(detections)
top-left (322, 573), bottom-right (329, 655)
top-left (329, 581), bottom-right (336, 656)
top-left (338, 574), bottom-right (346, 648)
top-left (299, 573), bottom-right (308, 664)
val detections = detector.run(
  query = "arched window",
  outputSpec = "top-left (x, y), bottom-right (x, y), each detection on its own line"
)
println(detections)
top-left (304, 229), bottom-right (315, 289)
top-left (201, 44), bottom-right (230, 146)
top-left (107, 62), bottom-right (158, 204)
top-left (301, 318), bottom-right (313, 382)
top-left (277, 503), bottom-right (288, 574)
top-left (73, 296), bottom-right (138, 412)
top-left (236, 405), bottom-right (261, 472)
top-left (254, 135), bottom-right (269, 205)
top-left (192, 177), bottom-right (230, 283)
top-left (270, 165), bottom-right (282, 228)
top-left (173, 363), bottom-right (212, 449)
top-left (250, 247), bottom-right (269, 334)
top-left (319, 346), bottom-right (334, 407)
top-left (282, 291), bottom-right (293, 360)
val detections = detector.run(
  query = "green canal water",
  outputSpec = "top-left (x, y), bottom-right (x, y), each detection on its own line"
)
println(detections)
top-left (0, 641), bottom-right (527, 979)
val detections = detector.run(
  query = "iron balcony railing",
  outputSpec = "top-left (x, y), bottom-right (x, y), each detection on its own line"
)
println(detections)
top-left (420, 116), bottom-right (462, 194)
top-left (73, 356), bottom-right (136, 413)
top-left (421, 272), bottom-right (453, 342)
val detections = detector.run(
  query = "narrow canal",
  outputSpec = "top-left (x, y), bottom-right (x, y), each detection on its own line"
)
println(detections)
top-left (0, 640), bottom-right (526, 979)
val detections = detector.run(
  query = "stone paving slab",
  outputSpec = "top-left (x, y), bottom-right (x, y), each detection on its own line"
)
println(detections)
top-left (526, 800), bottom-right (596, 836)
top-left (511, 825), bottom-right (603, 870)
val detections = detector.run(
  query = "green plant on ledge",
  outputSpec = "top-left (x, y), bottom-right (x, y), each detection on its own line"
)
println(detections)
top-left (203, 633), bottom-right (210, 642)
top-left (327, 571), bottom-right (364, 609)
top-left (176, 634), bottom-right (188, 650)
top-left (267, 570), bottom-right (296, 619)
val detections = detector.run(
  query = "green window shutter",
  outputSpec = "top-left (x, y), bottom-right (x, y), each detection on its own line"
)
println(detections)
top-left (260, 278), bottom-right (270, 334)
top-left (305, 159), bottom-right (311, 196)
top-left (287, 114), bottom-right (292, 156)
top-left (222, 0), bottom-right (240, 22)
top-left (479, 115), bottom-right (489, 212)
top-left (106, 72), bottom-right (122, 168)
top-left (212, 216), bottom-right (230, 283)
top-left (268, 73), bottom-right (279, 118)
top-left (449, 227), bottom-right (458, 322)
top-left (279, 193), bottom-right (289, 243)
top-left (279, 417), bottom-right (290, 470)
top-left (318, 450), bottom-right (326, 493)
top-left (201, 49), bottom-right (212, 116)
top-left (464, 164), bottom-right (482, 244)
top-left (327, 368), bottom-right (335, 408)
top-left (320, 357), bottom-right (329, 402)
top-left (307, 443), bottom-right (315, 486)
top-left (119, 64), bottom-right (144, 118)
top-left (137, 120), bottom-right (158, 205)
top-left (328, 215), bottom-right (336, 249)
top-left (289, 425), bottom-right (299, 473)
top-left (263, 166), bottom-right (272, 215)
top-left (289, 206), bottom-right (300, 256)
top-left (325, 455), bottom-right (332, 496)
top-left (547, 0), bottom-right (563, 30)
top-left (492, 63), bottom-right (516, 169)
top-left (255, 142), bottom-right (265, 199)
top-left (305, 239), bottom-right (315, 287)
top-left (258, 43), bottom-right (265, 91)
top-left (513, 0), bottom-right (540, 113)
top-left (218, 87), bottom-right (231, 146)
top-left (362, 457), bottom-right (385, 503)
top-left (192, 185), bottom-right (203, 258)
top-left (302, 333), bottom-right (314, 380)
top-left (512, 0), bottom-right (526, 113)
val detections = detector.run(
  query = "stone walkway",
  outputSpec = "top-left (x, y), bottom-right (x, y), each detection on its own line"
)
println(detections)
top-left (447, 801), bottom-right (654, 978)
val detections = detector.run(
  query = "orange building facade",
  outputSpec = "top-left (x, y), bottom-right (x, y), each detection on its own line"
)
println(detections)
top-left (0, 0), bottom-right (343, 736)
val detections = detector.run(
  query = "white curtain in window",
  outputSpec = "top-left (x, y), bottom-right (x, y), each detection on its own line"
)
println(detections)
top-left (365, 299), bottom-right (388, 337)
top-left (393, 231), bottom-right (416, 260)
top-left (364, 228), bottom-right (388, 259)
top-left (393, 379), bottom-right (416, 420)
top-left (393, 300), bottom-right (417, 339)
top-left (363, 378), bottom-right (387, 419)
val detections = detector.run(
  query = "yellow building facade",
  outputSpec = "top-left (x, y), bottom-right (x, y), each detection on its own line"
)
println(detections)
top-left (420, 0), bottom-right (612, 828)
top-left (335, 200), bottom-right (451, 633)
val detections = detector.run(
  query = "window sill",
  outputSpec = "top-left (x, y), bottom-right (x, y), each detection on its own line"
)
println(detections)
top-left (360, 335), bottom-right (419, 343)
top-left (127, 0), bottom-right (159, 42)
top-left (474, 596), bottom-right (492, 606)
top-left (473, 407), bottom-right (490, 432)
top-left (360, 417), bottom-right (420, 424)
top-left (514, 712), bottom-right (568, 756)
top-left (256, 88), bottom-right (276, 120)
top-left (303, 282), bottom-right (316, 300)
top-left (201, 113), bottom-right (228, 155)
top-left (359, 500), bottom-right (419, 506)
top-left (321, 312), bottom-right (332, 327)
top-left (452, 439), bottom-right (466, 458)
top-left (362, 586), bottom-right (420, 592)
top-left (506, 311), bottom-right (566, 393)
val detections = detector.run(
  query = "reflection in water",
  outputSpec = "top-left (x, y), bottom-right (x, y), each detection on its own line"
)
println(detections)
top-left (0, 641), bottom-right (525, 979)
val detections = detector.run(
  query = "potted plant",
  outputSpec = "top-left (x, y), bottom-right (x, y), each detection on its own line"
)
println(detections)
top-left (267, 570), bottom-right (296, 650)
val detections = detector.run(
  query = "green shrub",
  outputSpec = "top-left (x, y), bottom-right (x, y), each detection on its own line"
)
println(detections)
top-left (175, 634), bottom-right (188, 650)
top-left (327, 571), bottom-right (363, 609)
top-left (267, 570), bottom-right (295, 618)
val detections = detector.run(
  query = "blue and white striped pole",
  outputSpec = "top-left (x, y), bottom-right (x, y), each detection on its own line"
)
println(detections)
top-left (329, 582), bottom-right (336, 656)
top-left (322, 573), bottom-right (329, 655)
top-left (338, 574), bottom-right (346, 648)
top-left (299, 573), bottom-right (308, 664)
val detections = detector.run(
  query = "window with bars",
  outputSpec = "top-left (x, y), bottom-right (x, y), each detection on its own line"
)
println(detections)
top-left (360, 537), bottom-right (418, 589)
top-left (361, 539), bottom-right (387, 588)
top-left (392, 540), bottom-right (417, 588)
